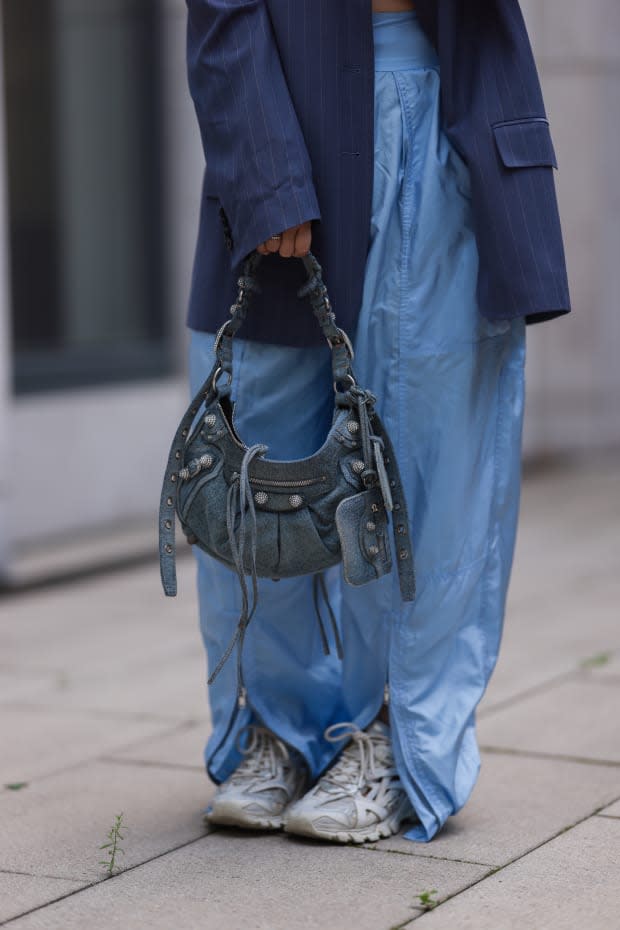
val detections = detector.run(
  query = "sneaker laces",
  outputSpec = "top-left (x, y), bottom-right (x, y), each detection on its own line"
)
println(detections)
top-left (232, 725), bottom-right (291, 781)
top-left (322, 722), bottom-right (397, 793)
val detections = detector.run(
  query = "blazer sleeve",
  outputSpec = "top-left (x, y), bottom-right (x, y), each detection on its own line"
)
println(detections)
top-left (186, 0), bottom-right (322, 268)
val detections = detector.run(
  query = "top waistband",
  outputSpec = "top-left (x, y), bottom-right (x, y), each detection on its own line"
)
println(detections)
top-left (372, 10), bottom-right (439, 72)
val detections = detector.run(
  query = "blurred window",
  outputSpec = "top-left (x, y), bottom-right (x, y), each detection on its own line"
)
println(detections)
top-left (2, 0), bottom-right (170, 393)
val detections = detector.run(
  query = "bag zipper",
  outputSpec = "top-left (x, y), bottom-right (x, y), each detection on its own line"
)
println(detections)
top-left (246, 475), bottom-right (327, 489)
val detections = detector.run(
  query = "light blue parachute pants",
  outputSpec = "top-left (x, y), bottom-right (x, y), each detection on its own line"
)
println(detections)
top-left (188, 10), bottom-right (526, 842)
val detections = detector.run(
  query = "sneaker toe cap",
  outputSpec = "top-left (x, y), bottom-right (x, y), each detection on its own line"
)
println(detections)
top-left (286, 796), bottom-right (358, 832)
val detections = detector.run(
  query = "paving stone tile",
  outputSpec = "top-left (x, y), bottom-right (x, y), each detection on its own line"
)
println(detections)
top-left (2, 651), bottom-right (210, 722)
top-left (409, 816), bottom-right (620, 929)
top-left (0, 873), bottom-right (84, 924)
top-left (108, 721), bottom-right (207, 769)
top-left (0, 557), bottom-right (209, 720)
top-left (480, 573), bottom-right (620, 711)
top-left (0, 707), bottom-right (177, 784)
top-left (478, 460), bottom-right (620, 710)
top-left (0, 668), bottom-right (59, 704)
top-left (371, 750), bottom-right (620, 867)
top-left (506, 460), bottom-right (620, 610)
top-left (3, 834), bottom-right (490, 930)
top-left (597, 798), bottom-right (620, 818)
top-left (479, 677), bottom-right (620, 762)
top-left (507, 521), bottom-right (620, 613)
top-left (0, 760), bottom-right (212, 882)
top-left (0, 561), bottom-right (198, 677)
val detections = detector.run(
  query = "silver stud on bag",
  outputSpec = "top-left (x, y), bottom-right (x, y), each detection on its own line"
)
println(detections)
top-left (289, 494), bottom-right (303, 508)
top-left (366, 521), bottom-right (376, 532)
top-left (347, 420), bottom-right (359, 434)
top-left (368, 545), bottom-right (379, 557)
top-left (179, 454), bottom-right (214, 481)
top-left (205, 413), bottom-right (217, 428)
top-left (351, 460), bottom-right (365, 474)
top-left (254, 491), bottom-right (268, 505)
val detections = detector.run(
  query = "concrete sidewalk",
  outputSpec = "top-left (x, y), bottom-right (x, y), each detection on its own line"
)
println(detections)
top-left (1, 454), bottom-right (619, 929)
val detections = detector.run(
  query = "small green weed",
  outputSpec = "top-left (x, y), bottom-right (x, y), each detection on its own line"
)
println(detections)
top-left (99, 812), bottom-right (126, 875)
top-left (416, 889), bottom-right (439, 910)
top-left (4, 782), bottom-right (28, 791)
top-left (580, 651), bottom-right (612, 669)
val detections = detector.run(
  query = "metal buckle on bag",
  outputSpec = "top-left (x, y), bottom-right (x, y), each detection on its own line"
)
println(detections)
top-left (333, 372), bottom-right (357, 393)
top-left (327, 328), bottom-right (355, 361)
top-left (211, 366), bottom-right (232, 392)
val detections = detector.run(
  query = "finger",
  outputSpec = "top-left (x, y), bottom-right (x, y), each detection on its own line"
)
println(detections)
top-left (293, 222), bottom-right (312, 257)
top-left (278, 228), bottom-right (296, 259)
top-left (256, 242), bottom-right (269, 255)
top-left (265, 234), bottom-right (282, 254)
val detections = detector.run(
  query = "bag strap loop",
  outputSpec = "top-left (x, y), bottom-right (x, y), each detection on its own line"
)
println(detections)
top-left (214, 250), bottom-right (355, 389)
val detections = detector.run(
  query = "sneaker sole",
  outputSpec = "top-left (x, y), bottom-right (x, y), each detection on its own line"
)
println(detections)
top-left (204, 811), bottom-right (284, 831)
top-left (284, 803), bottom-right (415, 844)
top-left (206, 801), bottom-right (284, 832)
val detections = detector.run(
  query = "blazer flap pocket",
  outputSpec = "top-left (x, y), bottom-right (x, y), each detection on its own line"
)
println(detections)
top-left (492, 118), bottom-right (558, 169)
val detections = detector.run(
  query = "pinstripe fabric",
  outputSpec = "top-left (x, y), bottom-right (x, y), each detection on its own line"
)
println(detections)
top-left (415, 0), bottom-right (571, 325)
top-left (185, 0), bottom-right (571, 348)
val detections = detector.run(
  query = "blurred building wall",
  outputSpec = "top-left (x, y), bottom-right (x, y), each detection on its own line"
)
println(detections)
top-left (0, 0), bottom-right (203, 581)
top-left (0, 4), bottom-right (11, 572)
top-left (520, 0), bottom-right (620, 457)
top-left (0, 0), bottom-right (618, 581)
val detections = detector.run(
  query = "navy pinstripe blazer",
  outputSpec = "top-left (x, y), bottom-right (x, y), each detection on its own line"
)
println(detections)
top-left (185, 0), bottom-right (571, 347)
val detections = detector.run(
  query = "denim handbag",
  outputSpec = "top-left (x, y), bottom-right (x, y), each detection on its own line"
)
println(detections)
top-left (159, 251), bottom-right (415, 683)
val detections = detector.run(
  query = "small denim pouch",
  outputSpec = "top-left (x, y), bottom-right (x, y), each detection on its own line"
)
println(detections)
top-left (159, 251), bottom-right (415, 687)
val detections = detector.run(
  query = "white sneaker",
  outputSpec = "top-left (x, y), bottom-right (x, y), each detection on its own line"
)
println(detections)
top-left (205, 725), bottom-right (307, 831)
top-left (284, 720), bottom-right (415, 843)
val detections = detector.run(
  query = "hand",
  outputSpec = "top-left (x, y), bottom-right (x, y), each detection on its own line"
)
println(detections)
top-left (256, 220), bottom-right (312, 258)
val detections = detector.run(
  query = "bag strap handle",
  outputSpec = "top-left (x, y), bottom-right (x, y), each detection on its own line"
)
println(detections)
top-left (212, 250), bottom-right (356, 397)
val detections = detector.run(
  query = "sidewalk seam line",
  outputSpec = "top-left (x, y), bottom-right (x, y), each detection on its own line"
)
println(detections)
top-left (479, 745), bottom-right (620, 767)
top-left (0, 869), bottom-right (83, 883)
top-left (0, 723), bottom-right (199, 794)
top-left (99, 757), bottom-right (204, 772)
top-left (395, 801), bottom-right (619, 921)
top-left (0, 832), bottom-right (213, 927)
top-left (478, 669), bottom-right (580, 718)
top-left (360, 847), bottom-right (497, 868)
